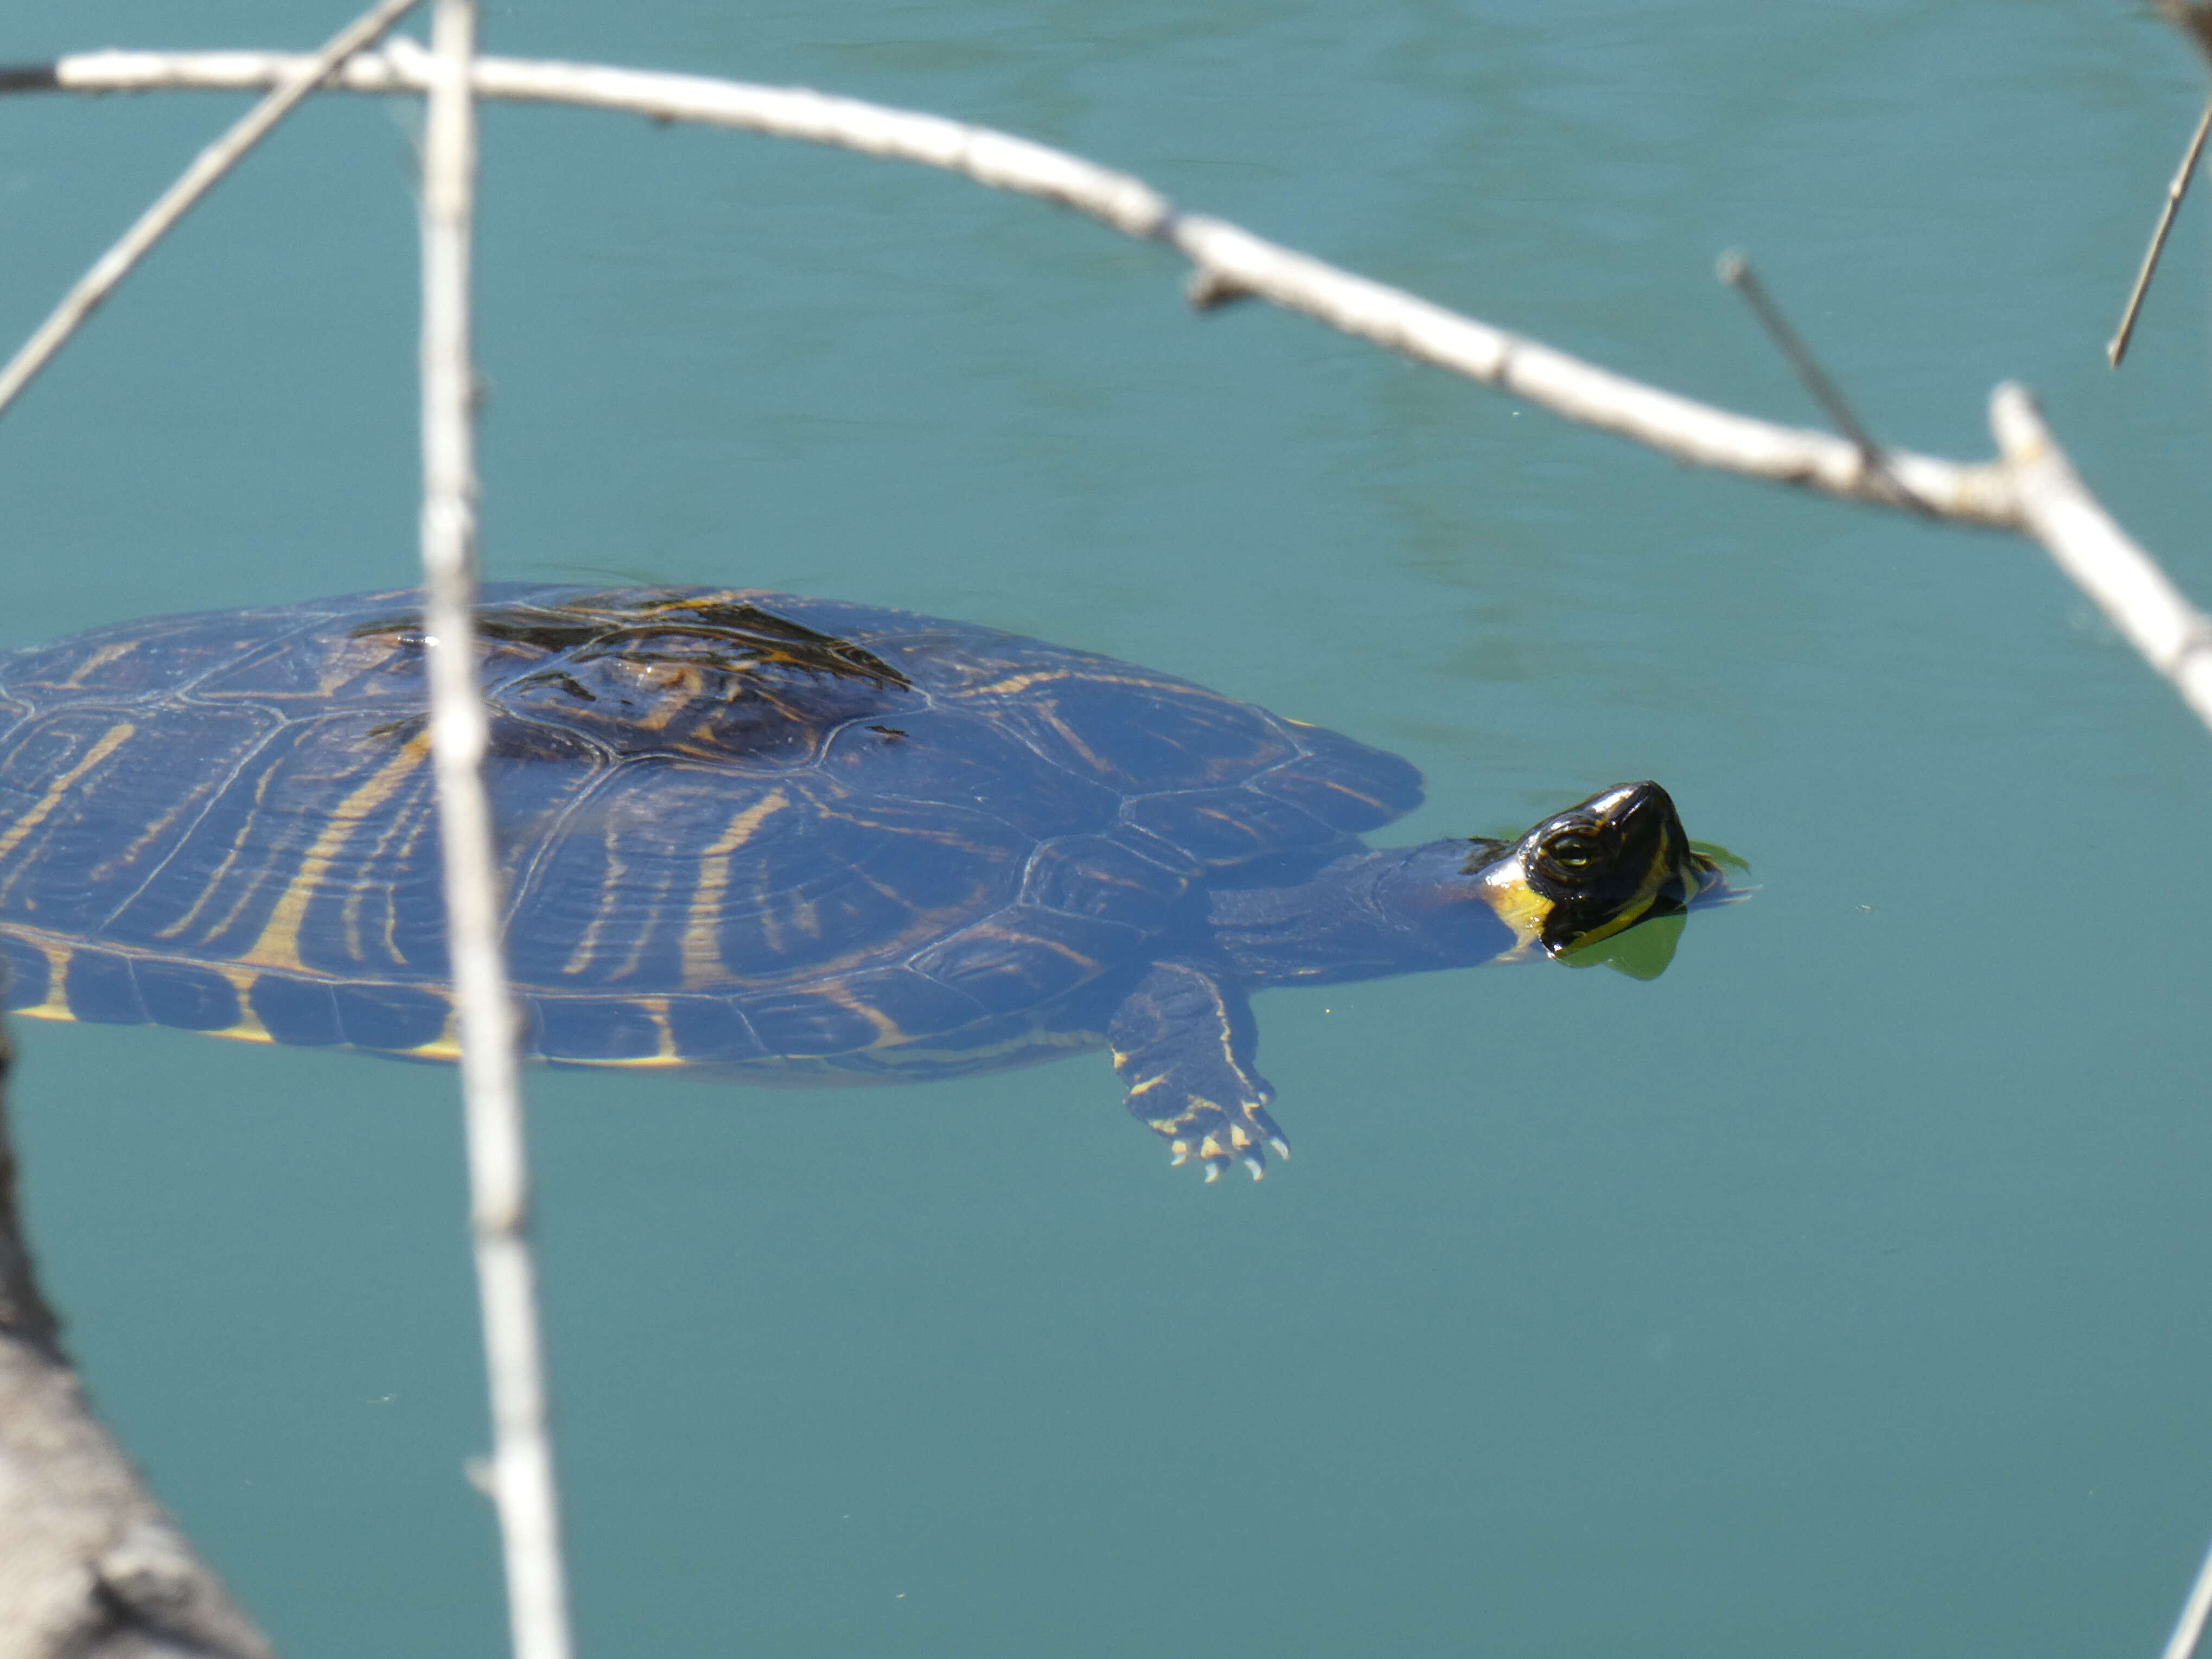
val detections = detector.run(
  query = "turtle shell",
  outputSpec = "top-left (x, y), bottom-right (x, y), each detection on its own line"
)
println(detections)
top-left (0, 586), bottom-right (1421, 1076)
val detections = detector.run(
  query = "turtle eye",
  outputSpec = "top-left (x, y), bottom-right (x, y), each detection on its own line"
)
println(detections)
top-left (1542, 831), bottom-right (1599, 870)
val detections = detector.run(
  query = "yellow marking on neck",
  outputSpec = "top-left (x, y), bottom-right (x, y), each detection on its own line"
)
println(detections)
top-left (680, 789), bottom-right (790, 988)
top-left (241, 738), bottom-right (431, 971)
top-left (1478, 855), bottom-right (1552, 958)
top-left (0, 720), bottom-right (136, 873)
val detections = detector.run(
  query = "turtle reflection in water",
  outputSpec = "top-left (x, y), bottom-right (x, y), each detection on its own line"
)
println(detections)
top-left (0, 588), bottom-right (1732, 1182)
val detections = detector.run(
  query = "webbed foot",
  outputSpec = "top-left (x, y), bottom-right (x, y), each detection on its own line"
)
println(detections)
top-left (1150, 1094), bottom-right (1291, 1182)
top-left (1110, 959), bottom-right (1284, 1184)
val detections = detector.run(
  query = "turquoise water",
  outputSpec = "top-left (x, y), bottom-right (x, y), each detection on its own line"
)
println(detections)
top-left (3, 2), bottom-right (2211, 1654)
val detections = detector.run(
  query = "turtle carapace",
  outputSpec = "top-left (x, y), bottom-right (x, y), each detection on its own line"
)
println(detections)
top-left (0, 587), bottom-right (1730, 1182)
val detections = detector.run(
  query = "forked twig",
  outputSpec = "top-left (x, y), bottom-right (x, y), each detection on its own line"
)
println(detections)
top-left (1717, 251), bottom-right (1931, 514)
top-left (413, 4), bottom-right (575, 1658)
top-left (1991, 384), bottom-right (2212, 731)
top-left (0, 0), bottom-right (422, 421)
top-left (2106, 92), bottom-right (2212, 367)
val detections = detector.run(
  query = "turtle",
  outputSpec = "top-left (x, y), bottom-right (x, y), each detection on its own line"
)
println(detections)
top-left (0, 585), bottom-right (1729, 1181)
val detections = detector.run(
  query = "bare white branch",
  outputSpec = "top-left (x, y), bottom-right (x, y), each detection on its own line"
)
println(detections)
top-left (1992, 384), bottom-right (2212, 729)
top-left (0, 0), bottom-right (423, 422)
top-left (28, 48), bottom-right (2212, 726)
top-left (40, 45), bottom-right (2023, 526)
top-left (2163, 1528), bottom-right (2212, 1659)
top-left (412, 8), bottom-right (574, 1659)
top-left (1166, 213), bottom-right (2020, 522)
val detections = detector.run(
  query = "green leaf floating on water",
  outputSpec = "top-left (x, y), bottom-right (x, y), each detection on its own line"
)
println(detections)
top-left (1690, 840), bottom-right (1751, 874)
top-left (1561, 912), bottom-right (1684, 980)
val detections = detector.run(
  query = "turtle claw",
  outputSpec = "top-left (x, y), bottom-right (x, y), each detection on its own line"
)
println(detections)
top-left (1112, 966), bottom-right (1286, 1185)
top-left (1149, 1095), bottom-right (1287, 1186)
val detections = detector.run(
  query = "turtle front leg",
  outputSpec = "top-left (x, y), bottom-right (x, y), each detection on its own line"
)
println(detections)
top-left (1108, 960), bottom-right (1286, 1183)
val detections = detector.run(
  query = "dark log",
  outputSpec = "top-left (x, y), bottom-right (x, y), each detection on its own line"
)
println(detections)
top-left (0, 1025), bottom-right (275, 1659)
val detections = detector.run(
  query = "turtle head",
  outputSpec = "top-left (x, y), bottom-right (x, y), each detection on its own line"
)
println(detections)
top-left (1467, 781), bottom-right (1722, 966)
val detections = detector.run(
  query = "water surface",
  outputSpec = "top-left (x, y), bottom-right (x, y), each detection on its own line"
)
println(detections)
top-left (2, 2), bottom-right (2210, 1655)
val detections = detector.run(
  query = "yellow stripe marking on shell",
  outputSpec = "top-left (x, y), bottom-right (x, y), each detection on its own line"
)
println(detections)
top-left (970, 669), bottom-right (1072, 698)
top-left (824, 983), bottom-right (905, 1051)
top-left (94, 757), bottom-right (230, 888)
top-left (241, 737), bottom-right (431, 971)
top-left (404, 1005), bottom-right (463, 1063)
top-left (341, 769), bottom-right (432, 965)
top-left (681, 788), bottom-right (791, 988)
top-left (212, 967), bottom-right (276, 1044)
top-left (9, 938), bottom-right (75, 1023)
top-left (561, 834), bottom-right (631, 978)
top-left (152, 755), bottom-right (291, 944)
top-left (61, 640), bottom-right (139, 688)
top-left (569, 998), bottom-right (689, 1067)
top-left (0, 720), bottom-right (136, 877)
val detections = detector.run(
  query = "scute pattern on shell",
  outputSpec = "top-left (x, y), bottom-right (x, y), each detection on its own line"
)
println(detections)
top-left (0, 585), bottom-right (1424, 1073)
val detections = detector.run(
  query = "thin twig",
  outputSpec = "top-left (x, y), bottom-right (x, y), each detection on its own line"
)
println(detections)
top-left (2106, 92), bottom-right (2212, 367)
top-left (415, 6), bottom-right (574, 1659)
top-left (1717, 250), bottom-right (1930, 514)
top-left (0, 0), bottom-right (422, 423)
